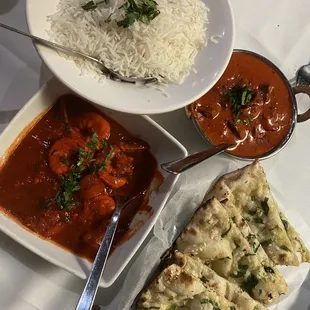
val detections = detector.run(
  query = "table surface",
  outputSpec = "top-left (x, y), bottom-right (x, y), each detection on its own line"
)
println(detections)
top-left (1, 1), bottom-right (310, 309)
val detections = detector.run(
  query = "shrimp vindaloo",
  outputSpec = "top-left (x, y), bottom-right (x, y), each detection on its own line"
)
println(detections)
top-left (0, 95), bottom-right (160, 261)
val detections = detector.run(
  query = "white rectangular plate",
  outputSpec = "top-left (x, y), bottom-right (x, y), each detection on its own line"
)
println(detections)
top-left (0, 78), bottom-right (187, 287)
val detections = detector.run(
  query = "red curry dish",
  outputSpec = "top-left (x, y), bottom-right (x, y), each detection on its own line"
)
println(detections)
top-left (0, 95), bottom-right (161, 261)
top-left (190, 51), bottom-right (294, 158)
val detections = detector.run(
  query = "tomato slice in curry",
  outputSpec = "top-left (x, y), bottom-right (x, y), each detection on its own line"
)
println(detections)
top-left (0, 95), bottom-right (162, 262)
top-left (191, 51), bottom-right (294, 158)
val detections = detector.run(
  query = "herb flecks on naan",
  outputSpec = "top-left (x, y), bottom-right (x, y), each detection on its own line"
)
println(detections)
top-left (175, 198), bottom-right (287, 305)
top-left (136, 263), bottom-right (237, 310)
top-left (205, 188), bottom-right (287, 287)
top-left (210, 160), bottom-right (310, 266)
top-left (173, 251), bottom-right (266, 310)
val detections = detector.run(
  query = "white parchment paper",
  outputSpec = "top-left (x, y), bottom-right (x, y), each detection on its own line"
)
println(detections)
top-left (101, 158), bottom-right (310, 310)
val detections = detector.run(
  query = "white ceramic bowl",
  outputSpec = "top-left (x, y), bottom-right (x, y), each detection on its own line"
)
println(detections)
top-left (26, 0), bottom-right (235, 114)
top-left (0, 78), bottom-right (187, 287)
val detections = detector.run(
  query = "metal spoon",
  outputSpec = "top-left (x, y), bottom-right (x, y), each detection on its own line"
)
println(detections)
top-left (75, 192), bottom-right (143, 310)
top-left (161, 143), bottom-right (233, 174)
top-left (296, 64), bottom-right (310, 86)
top-left (0, 23), bottom-right (157, 84)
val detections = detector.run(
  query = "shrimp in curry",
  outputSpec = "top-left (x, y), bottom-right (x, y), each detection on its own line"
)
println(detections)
top-left (0, 95), bottom-right (161, 261)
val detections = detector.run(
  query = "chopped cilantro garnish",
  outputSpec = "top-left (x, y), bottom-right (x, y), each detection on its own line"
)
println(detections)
top-left (244, 118), bottom-right (253, 125)
top-left (200, 276), bottom-right (209, 283)
top-left (280, 245), bottom-right (291, 252)
top-left (261, 197), bottom-right (269, 216)
top-left (60, 156), bottom-right (70, 166)
top-left (261, 239), bottom-right (272, 247)
top-left (200, 299), bottom-right (220, 310)
top-left (55, 114), bottom-right (71, 133)
top-left (225, 85), bottom-right (253, 122)
top-left (101, 139), bottom-right (108, 150)
top-left (91, 145), bottom-right (114, 173)
top-left (231, 264), bottom-right (248, 278)
top-left (117, 0), bottom-right (160, 28)
top-left (54, 169), bottom-right (81, 210)
top-left (280, 214), bottom-right (289, 231)
top-left (241, 274), bottom-right (259, 296)
top-left (246, 234), bottom-right (259, 253)
top-left (82, 0), bottom-right (107, 11)
top-left (88, 131), bottom-right (99, 150)
top-left (264, 266), bottom-right (274, 274)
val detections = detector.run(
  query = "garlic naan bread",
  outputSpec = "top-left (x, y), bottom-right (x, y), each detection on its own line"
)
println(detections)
top-left (173, 251), bottom-right (266, 310)
top-left (136, 263), bottom-right (237, 310)
top-left (175, 198), bottom-right (287, 305)
top-left (209, 160), bottom-right (310, 266)
top-left (206, 186), bottom-right (285, 276)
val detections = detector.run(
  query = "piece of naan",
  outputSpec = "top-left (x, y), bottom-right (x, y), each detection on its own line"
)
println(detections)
top-left (173, 251), bottom-right (266, 310)
top-left (175, 198), bottom-right (287, 305)
top-left (136, 263), bottom-right (237, 310)
top-left (209, 160), bottom-right (310, 266)
top-left (205, 186), bottom-right (286, 279)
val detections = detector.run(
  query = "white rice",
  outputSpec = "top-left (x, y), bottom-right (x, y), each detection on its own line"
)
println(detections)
top-left (48, 0), bottom-right (209, 84)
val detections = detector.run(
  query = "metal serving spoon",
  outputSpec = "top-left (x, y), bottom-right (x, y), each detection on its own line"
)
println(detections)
top-left (0, 23), bottom-right (157, 84)
top-left (296, 64), bottom-right (310, 86)
top-left (161, 143), bottom-right (233, 174)
top-left (75, 192), bottom-right (143, 310)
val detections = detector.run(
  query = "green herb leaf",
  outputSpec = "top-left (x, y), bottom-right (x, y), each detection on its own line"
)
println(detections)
top-left (221, 223), bottom-right (232, 237)
top-left (91, 145), bottom-right (114, 173)
top-left (200, 299), bottom-right (220, 310)
top-left (225, 85), bottom-right (253, 122)
top-left (167, 306), bottom-right (176, 310)
top-left (117, 0), bottom-right (160, 28)
top-left (244, 118), bottom-right (253, 125)
top-left (241, 274), bottom-right (259, 296)
top-left (280, 215), bottom-right (289, 231)
top-left (53, 148), bottom-right (94, 210)
top-left (231, 264), bottom-right (248, 278)
top-left (261, 239), bottom-right (272, 247)
top-left (261, 197), bottom-right (269, 216)
top-left (246, 234), bottom-right (259, 253)
top-left (54, 169), bottom-right (81, 210)
top-left (82, 0), bottom-right (107, 11)
top-left (101, 139), bottom-right (108, 150)
top-left (88, 131), bottom-right (99, 150)
top-left (280, 245), bottom-right (291, 252)
top-left (200, 276), bottom-right (209, 283)
top-left (60, 156), bottom-right (70, 167)
top-left (56, 114), bottom-right (71, 133)
top-left (264, 266), bottom-right (274, 274)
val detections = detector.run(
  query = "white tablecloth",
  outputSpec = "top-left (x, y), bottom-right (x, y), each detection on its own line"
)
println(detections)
top-left (1, 1), bottom-right (310, 309)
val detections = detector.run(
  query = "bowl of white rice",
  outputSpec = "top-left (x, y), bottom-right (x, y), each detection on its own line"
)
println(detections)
top-left (26, 0), bottom-right (235, 114)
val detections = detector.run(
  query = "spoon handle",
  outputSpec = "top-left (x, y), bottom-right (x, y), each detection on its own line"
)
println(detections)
top-left (161, 144), bottom-right (232, 174)
top-left (75, 207), bottom-right (121, 310)
top-left (0, 22), bottom-right (102, 66)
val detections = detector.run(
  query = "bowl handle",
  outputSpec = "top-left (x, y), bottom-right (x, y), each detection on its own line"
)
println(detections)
top-left (293, 85), bottom-right (310, 123)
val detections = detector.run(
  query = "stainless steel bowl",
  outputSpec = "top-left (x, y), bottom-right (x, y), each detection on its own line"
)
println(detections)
top-left (187, 49), bottom-right (310, 161)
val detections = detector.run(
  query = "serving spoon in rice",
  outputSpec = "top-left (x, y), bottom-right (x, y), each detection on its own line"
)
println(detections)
top-left (0, 23), bottom-right (158, 84)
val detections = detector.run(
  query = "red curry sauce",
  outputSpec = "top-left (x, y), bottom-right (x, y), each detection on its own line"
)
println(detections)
top-left (191, 51), bottom-right (293, 157)
top-left (0, 95), bottom-right (161, 261)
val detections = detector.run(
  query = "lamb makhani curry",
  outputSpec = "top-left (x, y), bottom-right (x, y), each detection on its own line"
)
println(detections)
top-left (0, 95), bottom-right (162, 261)
top-left (190, 51), bottom-right (293, 157)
